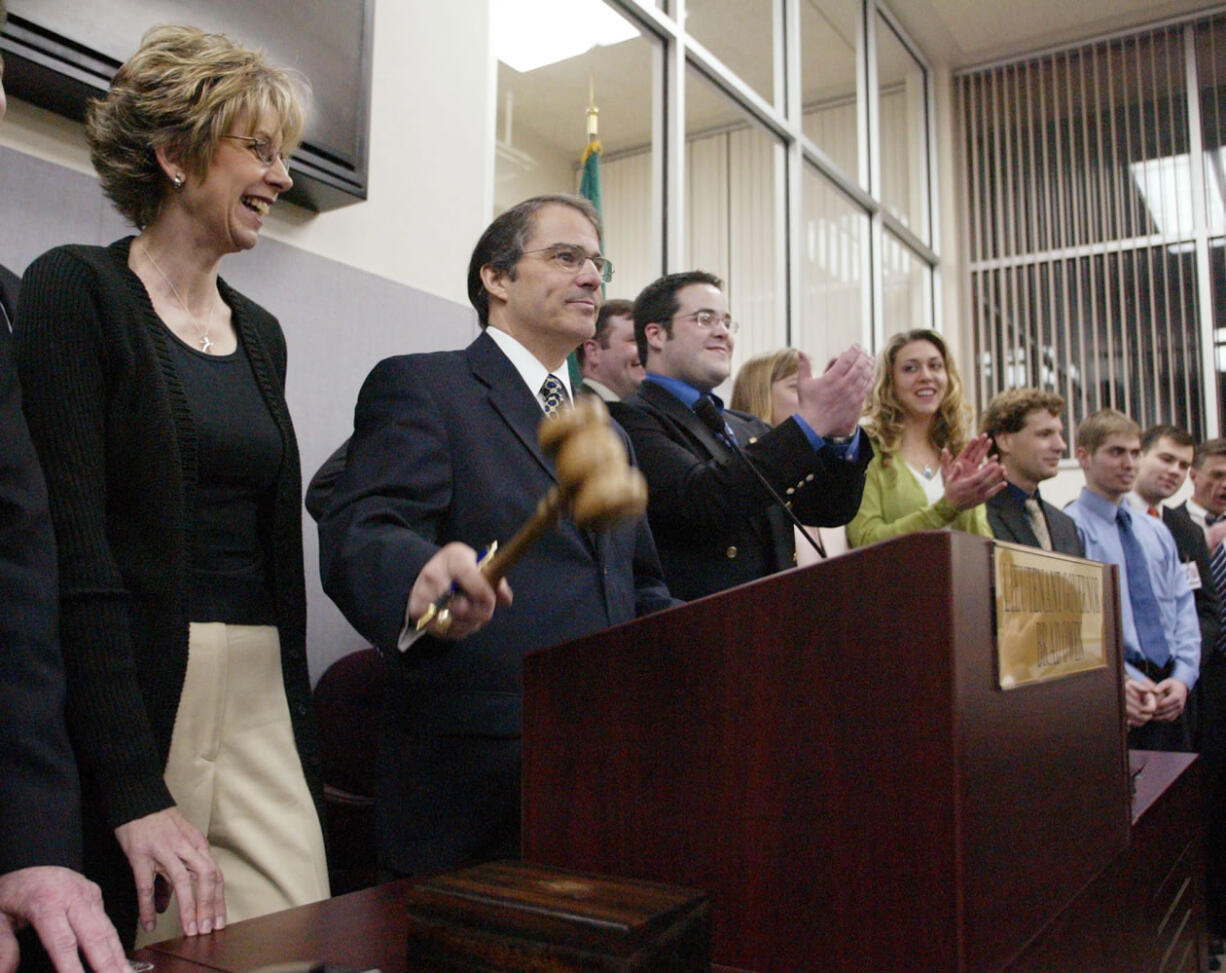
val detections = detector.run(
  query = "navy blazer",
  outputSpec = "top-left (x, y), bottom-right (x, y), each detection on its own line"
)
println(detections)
top-left (986, 486), bottom-right (1085, 558)
top-left (319, 331), bottom-right (674, 736)
top-left (609, 380), bottom-right (871, 601)
top-left (0, 279), bottom-right (83, 874)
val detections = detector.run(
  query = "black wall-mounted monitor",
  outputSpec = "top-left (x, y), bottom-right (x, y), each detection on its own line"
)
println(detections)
top-left (1, 0), bottom-right (374, 212)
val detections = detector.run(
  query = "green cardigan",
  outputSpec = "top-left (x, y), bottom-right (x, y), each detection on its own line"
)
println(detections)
top-left (846, 442), bottom-right (993, 548)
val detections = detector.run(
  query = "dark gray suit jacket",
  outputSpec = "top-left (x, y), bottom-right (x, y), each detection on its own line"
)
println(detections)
top-left (987, 485), bottom-right (1085, 557)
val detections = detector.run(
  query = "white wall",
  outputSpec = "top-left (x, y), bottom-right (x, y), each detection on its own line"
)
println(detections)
top-left (1, 1), bottom-right (496, 308)
top-left (0, 2), bottom-right (501, 681)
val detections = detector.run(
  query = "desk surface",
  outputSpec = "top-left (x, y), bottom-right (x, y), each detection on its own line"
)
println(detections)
top-left (134, 751), bottom-right (1196, 973)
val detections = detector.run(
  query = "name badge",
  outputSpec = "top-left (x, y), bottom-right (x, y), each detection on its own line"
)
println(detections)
top-left (1185, 560), bottom-right (1203, 590)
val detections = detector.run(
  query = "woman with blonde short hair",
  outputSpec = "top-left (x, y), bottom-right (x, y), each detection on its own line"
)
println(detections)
top-left (847, 329), bottom-right (1004, 547)
top-left (14, 25), bottom-right (328, 946)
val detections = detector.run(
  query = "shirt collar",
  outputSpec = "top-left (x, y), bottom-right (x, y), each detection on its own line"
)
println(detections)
top-left (644, 372), bottom-right (724, 412)
top-left (486, 327), bottom-right (573, 406)
top-left (1124, 491), bottom-right (1153, 514)
top-left (1077, 486), bottom-right (1124, 523)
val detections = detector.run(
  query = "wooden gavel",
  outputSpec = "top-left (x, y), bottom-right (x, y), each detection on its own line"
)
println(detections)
top-left (416, 395), bottom-right (648, 633)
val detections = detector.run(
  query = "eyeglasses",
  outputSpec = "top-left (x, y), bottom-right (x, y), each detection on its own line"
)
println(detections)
top-left (221, 134), bottom-right (290, 168)
top-left (521, 244), bottom-right (614, 283)
top-left (675, 310), bottom-right (739, 334)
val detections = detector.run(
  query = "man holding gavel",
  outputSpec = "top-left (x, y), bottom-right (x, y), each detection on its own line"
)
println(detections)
top-left (318, 194), bottom-right (675, 879)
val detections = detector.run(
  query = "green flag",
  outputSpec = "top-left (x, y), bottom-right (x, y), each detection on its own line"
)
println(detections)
top-left (570, 138), bottom-right (604, 389)
top-left (579, 139), bottom-right (602, 215)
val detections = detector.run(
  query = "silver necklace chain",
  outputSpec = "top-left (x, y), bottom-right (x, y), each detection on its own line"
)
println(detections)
top-left (138, 242), bottom-right (217, 353)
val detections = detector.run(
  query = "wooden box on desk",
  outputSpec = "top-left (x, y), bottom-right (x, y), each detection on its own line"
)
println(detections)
top-left (402, 860), bottom-right (711, 971)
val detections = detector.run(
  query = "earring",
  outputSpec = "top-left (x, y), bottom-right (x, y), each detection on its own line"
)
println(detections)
top-left (172, 173), bottom-right (185, 189)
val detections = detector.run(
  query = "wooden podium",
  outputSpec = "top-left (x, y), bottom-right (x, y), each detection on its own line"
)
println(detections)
top-left (522, 532), bottom-right (1132, 972)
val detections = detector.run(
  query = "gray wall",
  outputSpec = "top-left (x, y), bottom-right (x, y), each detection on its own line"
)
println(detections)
top-left (0, 146), bottom-right (480, 681)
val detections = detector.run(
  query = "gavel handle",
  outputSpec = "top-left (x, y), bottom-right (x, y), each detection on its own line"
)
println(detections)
top-left (414, 488), bottom-right (566, 632)
top-left (479, 487), bottom-right (564, 584)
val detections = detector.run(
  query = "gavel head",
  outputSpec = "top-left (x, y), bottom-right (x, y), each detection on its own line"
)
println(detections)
top-left (540, 396), bottom-right (627, 491)
top-left (572, 468), bottom-right (648, 529)
top-left (538, 395), bottom-right (647, 528)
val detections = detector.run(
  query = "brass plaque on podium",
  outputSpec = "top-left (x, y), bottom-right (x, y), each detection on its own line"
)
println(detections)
top-left (994, 542), bottom-right (1106, 689)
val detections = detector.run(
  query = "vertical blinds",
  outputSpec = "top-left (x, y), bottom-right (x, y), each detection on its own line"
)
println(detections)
top-left (958, 17), bottom-right (1223, 441)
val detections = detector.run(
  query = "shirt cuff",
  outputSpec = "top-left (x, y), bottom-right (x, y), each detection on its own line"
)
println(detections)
top-left (793, 416), bottom-right (862, 460)
top-left (397, 596), bottom-right (425, 652)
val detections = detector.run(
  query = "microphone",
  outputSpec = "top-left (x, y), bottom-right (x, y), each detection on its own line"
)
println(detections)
top-left (692, 396), bottom-right (826, 559)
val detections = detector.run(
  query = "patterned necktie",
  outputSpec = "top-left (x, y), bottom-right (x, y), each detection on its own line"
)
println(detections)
top-left (1116, 504), bottom-right (1171, 666)
top-left (1208, 513), bottom-right (1226, 654)
top-left (1023, 496), bottom-right (1052, 552)
top-left (540, 374), bottom-right (568, 418)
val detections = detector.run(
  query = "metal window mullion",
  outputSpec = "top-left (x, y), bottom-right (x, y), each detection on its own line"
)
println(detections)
top-left (783, 0), bottom-right (801, 347)
top-left (1009, 62), bottom-right (1031, 385)
top-left (664, 4), bottom-right (686, 273)
top-left (1157, 28), bottom-right (1182, 428)
top-left (1022, 57), bottom-right (1043, 387)
top-left (965, 74), bottom-right (993, 402)
top-left (962, 74), bottom-right (988, 402)
top-left (1081, 49), bottom-right (1102, 414)
top-left (1069, 50), bottom-right (1088, 421)
top-left (1127, 35), bottom-right (1147, 421)
top-left (1149, 31), bottom-right (1173, 425)
top-left (983, 73), bottom-right (1003, 398)
top-left (1187, 19), bottom-right (1220, 437)
top-left (923, 27), bottom-right (940, 336)
top-left (865, 0), bottom-right (884, 346)
top-left (999, 63), bottom-right (1019, 385)
top-left (1051, 53), bottom-right (1076, 413)
top-left (1102, 38), bottom-right (1125, 414)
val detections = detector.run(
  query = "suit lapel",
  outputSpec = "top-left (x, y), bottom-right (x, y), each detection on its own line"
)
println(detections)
top-left (638, 380), bottom-right (731, 462)
top-left (467, 332), bottom-right (609, 560)
top-left (993, 492), bottom-right (1038, 546)
top-left (466, 332), bottom-right (557, 484)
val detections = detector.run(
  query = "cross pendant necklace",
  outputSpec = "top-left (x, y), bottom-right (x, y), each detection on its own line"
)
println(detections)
top-left (139, 242), bottom-right (217, 352)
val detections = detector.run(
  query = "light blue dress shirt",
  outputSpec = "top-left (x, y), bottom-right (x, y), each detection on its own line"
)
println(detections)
top-left (1065, 487), bottom-right (1200, 689)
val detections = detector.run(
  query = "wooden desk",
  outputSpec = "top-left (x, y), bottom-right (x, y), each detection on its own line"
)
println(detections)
top-left (134, 751), bottom-right (1203, 973)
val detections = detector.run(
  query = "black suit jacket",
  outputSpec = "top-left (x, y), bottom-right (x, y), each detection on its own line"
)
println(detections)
top-left (609, 381), bottom-right (871, 601)
top-left (1164, 502), bottom-right (1220, 658)
top-left (318, 332), bottom-right (674, 872)
top-left (0, 278), bottom-right (83, 874)
top-left (986, 487), bottom-right (1085, 558)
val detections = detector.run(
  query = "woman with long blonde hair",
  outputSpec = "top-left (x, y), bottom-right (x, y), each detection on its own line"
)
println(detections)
top-left (847, 329), bottom-right (1004, 547)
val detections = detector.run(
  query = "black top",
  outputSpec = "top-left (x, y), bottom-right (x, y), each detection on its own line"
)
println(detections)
top-left (169, 335), bottom-right (281, 623)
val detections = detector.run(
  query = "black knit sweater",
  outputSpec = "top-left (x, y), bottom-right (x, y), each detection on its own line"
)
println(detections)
top-left (13, 238), bottom-right (322, 831)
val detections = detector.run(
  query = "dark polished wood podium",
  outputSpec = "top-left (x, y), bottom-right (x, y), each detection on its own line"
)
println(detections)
top-left (522, 532), bottom-right (1135, 972)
